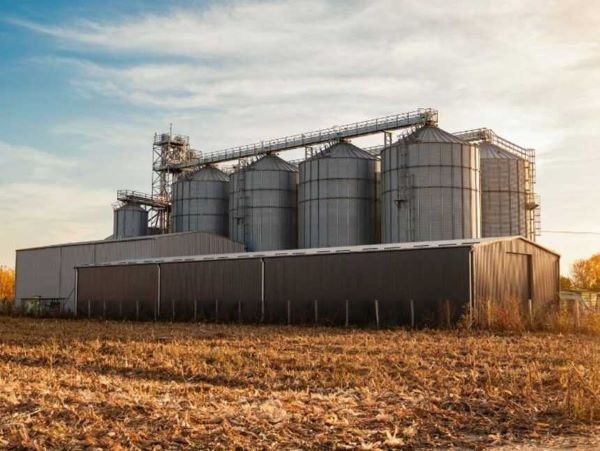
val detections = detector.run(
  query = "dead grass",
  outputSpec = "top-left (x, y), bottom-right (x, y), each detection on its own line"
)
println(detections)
top-left (0, 317), bottom-right (599, 449)
top-left (468, 298), bottom-right (600, 337)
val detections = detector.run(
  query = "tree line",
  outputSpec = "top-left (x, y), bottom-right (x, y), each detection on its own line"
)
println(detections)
top-left (561, 253), bottom-right (600, 291)
top-left (0, 266), bottom-right (15, 302)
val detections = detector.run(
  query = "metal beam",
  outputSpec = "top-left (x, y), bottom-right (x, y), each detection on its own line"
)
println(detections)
top-left (155, 108), bottom-right (438, 170)
top-left (453, 128), bottom-right (534, 161)
top-left (116, 190), bottom-right (170, 209)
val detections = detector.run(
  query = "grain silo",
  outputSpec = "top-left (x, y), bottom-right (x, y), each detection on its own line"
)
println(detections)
top-left (229, 154), bottom-right (298, 251)
top-left (480, 142), bottom-right (530, 238)
top-left (171, 166), bottom-right (229, 236)
top-left (113, 204), bottom-right (148, 239)
top-left (298, 141), bottom-right (377, 248)
top-left (381, 126), bottom-right (480, 243)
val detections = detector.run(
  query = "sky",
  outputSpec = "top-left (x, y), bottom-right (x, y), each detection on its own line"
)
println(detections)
top-left (0, 0), bottom-right (599, 274)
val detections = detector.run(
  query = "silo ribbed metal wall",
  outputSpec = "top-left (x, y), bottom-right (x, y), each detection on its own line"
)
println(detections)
top-left (171, 167), bottom-right (229, 236)
top-left (298, 143), bottom-right (377, 248)
top-left (480, 143), bottom-right (529, 238)
top-left (381, 126), bottom-right (481, 243)
top-left (229, 155), bottom-right (298, 251)
top-left (113, 205), bottom-right (148, 239)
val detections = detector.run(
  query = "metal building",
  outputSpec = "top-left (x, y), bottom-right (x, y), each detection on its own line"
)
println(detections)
top-left (75, 236), bottom-right (559, 326)
top-left (171, 166), bottom-right (229, 236)
top-left (381, 126), bottom-right (481, 243)
top-left (480, 142), bottom-right (532, 238)
top-left (298, 141), bottom-right (377, 248)
top-left (15, 231), bottom-right (244, 313)
top-left (113, 204), bottom-right (148, 239)
top-left (229, 154), bottom-right (298, 251)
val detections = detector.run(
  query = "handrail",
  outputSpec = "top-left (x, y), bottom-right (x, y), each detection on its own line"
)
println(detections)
top-left (116, 190), bottom-right (169, 208)
top-left (453, 128), bottom-right (534, 162)
top-left (155, 108), bottom-right (437, 170)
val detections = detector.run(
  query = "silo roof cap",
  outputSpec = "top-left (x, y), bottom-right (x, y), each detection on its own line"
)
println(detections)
top-left (249, 154), bottom-right (298, 172)
top-left (479, 142), bottom-right (520, 159)
top-left (190, 166), bottom-right (230, 181)
top-left (403, 125), bottom-right (466, 144)
top-left (310, 141), bottom-right (376, 161)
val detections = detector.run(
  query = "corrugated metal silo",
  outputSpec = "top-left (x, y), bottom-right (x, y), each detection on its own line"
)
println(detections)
top-left (171, 166), bottom-right (229, 236)
top-left (229, 154), bottom-right (298, 251)
top-left (381, 126), bottom-right (480, 242)
top-left (298, 141), bottom-right (377, 248)
top-left (480, 142), bottom-right (530, 238)
top-left (113, 204), bottom-right (148, 239)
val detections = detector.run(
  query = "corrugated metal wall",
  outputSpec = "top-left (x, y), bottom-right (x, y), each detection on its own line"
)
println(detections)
top-left (76, 247), bottom-right (471, 326)
top-left (473, 239), bottom-right (559, 310)
top-left (59, 245), bottom-right (96, 303)
top-left (16, 232), bottom-right (244, 313)
top-left (160, 260), bottom-right (262, 322)
top-left (15, 247), bottom-right (61, 300)
top-left (77, 265), bottom-right (158, 320)
top-left (71, 237), bottom-right (561, 327)
top-left (264, 248), bottom-right (471, 326)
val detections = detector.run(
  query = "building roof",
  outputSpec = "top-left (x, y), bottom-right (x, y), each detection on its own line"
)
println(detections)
top-left (77, 236), bottom-right (559, 268)
top-left (17, 230), bottom-right (242, 253)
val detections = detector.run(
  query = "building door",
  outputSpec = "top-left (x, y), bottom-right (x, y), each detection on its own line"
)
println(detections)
top-left (506, 253), bottom-right (532, 303)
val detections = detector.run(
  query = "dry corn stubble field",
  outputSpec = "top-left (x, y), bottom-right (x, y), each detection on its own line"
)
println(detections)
top-left (0, 317), bottom-right (599, 449)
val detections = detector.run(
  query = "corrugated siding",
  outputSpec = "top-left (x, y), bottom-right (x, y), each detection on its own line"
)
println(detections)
top-left (265, 247), bottom-right (471, 326)
top-left (77, 265), bottom-right (158, 320)
top-left (15, 232), bottom-right (244, 313)
top-left (95, 240), bottom-right (155, 263)
top-left (473, 239), bottom-right (559, 308)
top-left (15, 247), bottom-right (61, 300)
top-left (59, 245), bottom-right (95, 311)
top-left (159, 260), bottom-right (262, 321)
top-left (155, 233), bottom-right (241, 257)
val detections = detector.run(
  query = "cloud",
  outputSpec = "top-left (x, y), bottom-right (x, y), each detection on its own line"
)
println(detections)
top-left (0, 179), bottom-right (114, 263)
top-left (4, 0), bottom-right (600, 270)
top-left (0, 141), bottom-right (77, 182)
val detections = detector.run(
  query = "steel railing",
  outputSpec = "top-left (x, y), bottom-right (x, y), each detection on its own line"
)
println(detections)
top-left (155, 108), bottom-right (437, 170)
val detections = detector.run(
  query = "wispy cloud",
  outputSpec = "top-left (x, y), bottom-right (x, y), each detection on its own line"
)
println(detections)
top-left (0, 141), bottom-right (77, 182)
top-left (3, 0), bottom-right (600, 269)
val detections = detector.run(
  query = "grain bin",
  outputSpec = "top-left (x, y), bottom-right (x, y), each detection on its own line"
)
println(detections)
top-left (113, 204), bottom-right (148, 239)
top-left (229, 154), bottom-right (298, 251)
top-left (480, 142), bottom-right (530, 238)
top-left (381, 126), bottom-right (480, 242)
top-left (171, 166), bottom-right (229, 236)
top-left (298, 141), bottom-right (377, 248)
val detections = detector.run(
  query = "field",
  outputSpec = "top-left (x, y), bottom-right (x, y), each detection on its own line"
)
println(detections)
top-left (0, 317), bottom-right (599, 449)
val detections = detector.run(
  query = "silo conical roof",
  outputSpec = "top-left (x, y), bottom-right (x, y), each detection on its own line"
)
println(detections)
top-left (310, 141), bottom-right (376, 161)
top-left (479, 142), bottom-right (520, 159)
top-left (402, 125), bottom-right (466, 144)
top-left (249, 154), bottom-right (298, 172)
top-left (190, 166), bottom-right (230, 181)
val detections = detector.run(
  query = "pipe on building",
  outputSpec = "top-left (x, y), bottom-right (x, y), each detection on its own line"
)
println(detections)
top-left (74, 268), bottom-right (79, 317)
top-left (156, 264), bottom-right (161, 321)
top-left (260, 258), bottom-right (265, 322)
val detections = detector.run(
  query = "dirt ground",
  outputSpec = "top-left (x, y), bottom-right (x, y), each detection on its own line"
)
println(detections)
top-left (0, 317), bottom-right (599, 449)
